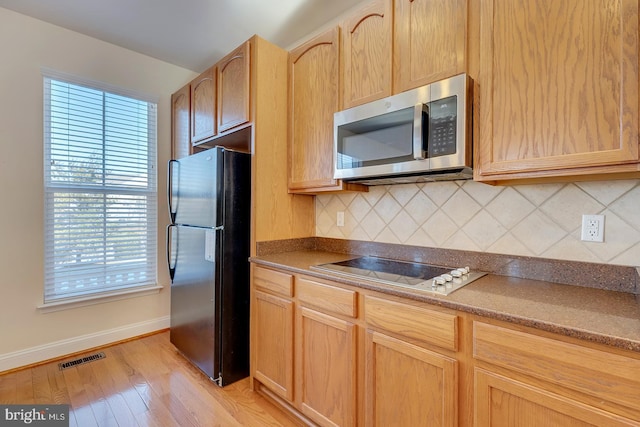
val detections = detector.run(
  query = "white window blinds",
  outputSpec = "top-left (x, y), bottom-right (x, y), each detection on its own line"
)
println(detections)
top-left (43, 75), bottom-right (158, 303)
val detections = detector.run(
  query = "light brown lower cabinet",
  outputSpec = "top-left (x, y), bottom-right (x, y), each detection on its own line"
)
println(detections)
top-left (252, 290), bottom-right (294, 401)
top-left (473, 321), bottom-right (640, 426)
top-left (365, 331), bottom-right (457, 426)
top-left (475, 369), bottom-right (637, 427)
top-left (250, 265), bottom-right (640, 426)
top-left (251, 266), bottom-right (294, 402)
top-left (298, 307), bottom-right (357, 427)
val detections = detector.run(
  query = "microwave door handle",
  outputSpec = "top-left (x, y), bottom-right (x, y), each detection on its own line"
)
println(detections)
top-left (413, 103), bottom-right (428, 160)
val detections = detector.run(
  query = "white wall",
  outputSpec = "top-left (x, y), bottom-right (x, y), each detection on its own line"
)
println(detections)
top-left (0, 7), bottom-right (197, 368)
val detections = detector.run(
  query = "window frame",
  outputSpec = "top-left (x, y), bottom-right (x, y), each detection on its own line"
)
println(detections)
top-left (41, 69), bottom-right (160, 307)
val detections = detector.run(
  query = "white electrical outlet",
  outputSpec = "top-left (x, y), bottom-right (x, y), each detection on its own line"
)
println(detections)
top-left (337, 211), bottom-right (345, 227)
top-left (581, 214), bottom-right (605, 242)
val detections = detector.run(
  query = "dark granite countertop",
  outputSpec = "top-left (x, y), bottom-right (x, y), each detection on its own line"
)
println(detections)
top-left (250, 249), bottom-right (640, 353)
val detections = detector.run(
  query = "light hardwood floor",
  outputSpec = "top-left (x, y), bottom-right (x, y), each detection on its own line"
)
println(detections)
top-left (0, 331), bottom-right (299, 426)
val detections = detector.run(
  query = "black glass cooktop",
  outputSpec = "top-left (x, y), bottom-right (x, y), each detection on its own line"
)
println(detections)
top-left (328, 256), bottom-right (451, 281)
top-left (311, 256), bottom-right (486, 295)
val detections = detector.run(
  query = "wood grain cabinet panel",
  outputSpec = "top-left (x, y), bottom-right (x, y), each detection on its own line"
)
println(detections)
top-left (365, 331), bottom-right (457, 427)
top-left (394, 0), bottom-right (466, 92)
top-left (475, 369), bottom-right (638, 427)
top-left (364, 295), bottom-right (458, 351)
top-left (298, 307), bottom-right (357, 427)
top-left (288, 27), bottom-right (341, 192)
top-left (252, 290), bottom-right (294, 402)
top-left (475, 0), bottom-right (640, 181)
top-left (341, 0), bottom-right (393, 109)
top-left (253, 266), bottom-right (294, 297)
top-left (252, 266), bottom-right (295, 401)
top-left (171, 84), bottom-right (190, 159)
top-left (217, 41), bottom-right (250, 133)
top-left (297, 277), bottom-right (357, 318)
top-left (473, 321), bottom-right (640, 414)
top-left (190, 66), bottom-right (217, 144)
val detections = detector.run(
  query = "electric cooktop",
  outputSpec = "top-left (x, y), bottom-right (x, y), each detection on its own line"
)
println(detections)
top-left (311, 256), bottom-right (486, 296)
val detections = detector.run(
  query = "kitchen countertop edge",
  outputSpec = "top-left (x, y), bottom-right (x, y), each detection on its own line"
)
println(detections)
top-left (250, 251), bottom-right (640, 353)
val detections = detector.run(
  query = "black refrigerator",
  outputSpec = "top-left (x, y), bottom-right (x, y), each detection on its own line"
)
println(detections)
top-left (167, 146), bottom-right (250, 386)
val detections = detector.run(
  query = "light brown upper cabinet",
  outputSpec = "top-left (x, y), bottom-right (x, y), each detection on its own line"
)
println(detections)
top-left (474, 0), bottom-right (640, 183)
top-left (217, 41), bottom-right (251, 133)
top-left (289, 28), bottom-right (365, 194)
top-left (341, 0), bottom-right (393, 109)
top-left (171, 83), bottom-right (191, 159)
top-left (190, 66), bottom-right (217, 144)
top-left (394, 0), bottom-right (467, 93)
top-left (184, 40), bottom-right (251, 150)
top-left (342, 0), bottom-right (466, 106)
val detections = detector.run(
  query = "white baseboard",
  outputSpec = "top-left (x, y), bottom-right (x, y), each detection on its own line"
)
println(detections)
top-left (0, 316), bottom-right (170, 372)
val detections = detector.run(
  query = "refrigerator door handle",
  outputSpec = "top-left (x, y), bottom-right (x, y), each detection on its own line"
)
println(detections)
top-left (205, 226), bottom-right (223, 263)
top-left (167, 159), bottom-right (179, 223)
top-left (205, 229), bottom-right (216, 263)
top-left (167, 224), bottom-right (177, 282)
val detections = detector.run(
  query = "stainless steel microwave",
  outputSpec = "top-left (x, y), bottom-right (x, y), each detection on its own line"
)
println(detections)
top-left (333, 73), bottom-right (473, 185)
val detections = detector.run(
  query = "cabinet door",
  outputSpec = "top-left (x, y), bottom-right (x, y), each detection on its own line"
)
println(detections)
top-left (288, 27), bottom-right (341, 192)
top-left (298, 307), bottom-right (357, 427)
top-left (252, 290), bottom-right (294, 401)
top-left (393, 0), bottom-right (466, 92)
top-left (341, 0), bottom-right (393, 109)
top-left (365, 331), bottom-right (457, 426)
top-left (475, 0), bottom-right (640, 181)
top-left (217, 41), bottom-right (250, 133)
top-left (475, 369), bottom-right (637, 426)
top-left (191, 66), bottom-right (216, 144)
top-left (171, 84), bottom-right (190, 159)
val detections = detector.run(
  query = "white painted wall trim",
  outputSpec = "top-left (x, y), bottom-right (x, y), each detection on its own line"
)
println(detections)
top-left (0, 316), bottom-right (170, 373)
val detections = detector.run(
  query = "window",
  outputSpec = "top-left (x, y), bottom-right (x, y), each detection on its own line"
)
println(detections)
top-left (43, 73), bottom-right (157, 304)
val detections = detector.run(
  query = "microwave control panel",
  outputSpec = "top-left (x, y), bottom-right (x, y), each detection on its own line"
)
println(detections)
top-left (428, 95), bottom-right (457, 157)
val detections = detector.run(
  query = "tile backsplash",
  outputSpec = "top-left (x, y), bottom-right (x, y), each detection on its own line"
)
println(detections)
top-left (316, 179), bottom-right (640, 267)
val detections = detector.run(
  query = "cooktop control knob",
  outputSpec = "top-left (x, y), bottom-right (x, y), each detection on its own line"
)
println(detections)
top-left (454, 267), bottom-right (469, 275)
top-left (450, 269), bottom-right (462, 278)
top-left (433, 276), bottom-right (446, 285)
top-left (441, 273), bottom-right (453, 282)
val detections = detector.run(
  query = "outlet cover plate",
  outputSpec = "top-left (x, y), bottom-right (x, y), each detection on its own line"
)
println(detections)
top-left (581, 214), bottom-right (604, 242)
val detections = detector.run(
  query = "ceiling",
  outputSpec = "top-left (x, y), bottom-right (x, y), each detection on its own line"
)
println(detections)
top-left (0, 0), bottom-right (366, 72)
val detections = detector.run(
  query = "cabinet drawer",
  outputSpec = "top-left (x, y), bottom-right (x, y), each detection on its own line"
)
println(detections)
top-left (364, 296), bottom-right (457, 351)
top-left (473, 322), bottom-right (640, 413)
top-left (297, 278), bottom-right (357, 318)
top-left (253, 266), bottom-right (293, 297)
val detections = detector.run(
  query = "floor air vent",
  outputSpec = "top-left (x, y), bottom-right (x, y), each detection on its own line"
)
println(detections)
top-left (58, 352), bottom-right (106, 370)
